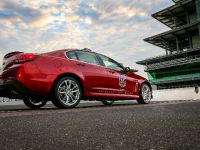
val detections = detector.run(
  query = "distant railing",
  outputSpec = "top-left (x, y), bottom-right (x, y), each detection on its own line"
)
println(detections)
top-left (146, 54), bottom-right (200, 71)
top-left (140, 47), bottom-right (200, 64)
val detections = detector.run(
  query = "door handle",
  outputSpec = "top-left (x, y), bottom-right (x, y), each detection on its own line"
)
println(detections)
top-left (76, 63), bottom-right (85, 67)
top-left (109, 70), bottom-right (115, 74)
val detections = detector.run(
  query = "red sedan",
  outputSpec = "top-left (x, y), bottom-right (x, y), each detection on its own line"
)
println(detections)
top-left (0, 48), bottom-right (152, 109)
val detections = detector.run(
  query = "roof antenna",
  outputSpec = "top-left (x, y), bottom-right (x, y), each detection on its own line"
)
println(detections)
top-left (83, 48), bottom-right (91, 51)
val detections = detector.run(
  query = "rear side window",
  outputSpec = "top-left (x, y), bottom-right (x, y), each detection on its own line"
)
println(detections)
top-left (76, 51), bottom-right (100, 65)
top-left (66, 51), bottom-right (78, 60)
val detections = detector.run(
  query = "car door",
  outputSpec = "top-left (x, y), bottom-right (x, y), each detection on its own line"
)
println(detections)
top-left (98, 54), bottom-right (136, 96)
top-left (66, 50), bottom-right (110, 95)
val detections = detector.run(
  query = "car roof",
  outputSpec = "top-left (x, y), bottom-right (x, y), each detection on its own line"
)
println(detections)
top-left (43, 48), bottom-right (91, 54)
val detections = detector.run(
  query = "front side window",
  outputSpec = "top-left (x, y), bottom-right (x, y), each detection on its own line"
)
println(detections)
top-left (76, 51), bottom-right (100, 65)
top-left (98, 55), bottom-right (124, 71)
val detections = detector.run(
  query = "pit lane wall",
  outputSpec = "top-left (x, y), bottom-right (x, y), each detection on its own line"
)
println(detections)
top-left (147, 62), bottom-right (200, 87)
top-left (0, 88), bottom-right (200, 105)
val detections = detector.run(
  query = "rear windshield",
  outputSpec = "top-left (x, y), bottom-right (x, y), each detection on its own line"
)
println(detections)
top-left (42, 50), bottom-right (65, 57)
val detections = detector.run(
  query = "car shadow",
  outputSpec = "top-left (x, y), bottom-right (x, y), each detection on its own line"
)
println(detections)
top-left (0, 102), bottom-right (141, 112)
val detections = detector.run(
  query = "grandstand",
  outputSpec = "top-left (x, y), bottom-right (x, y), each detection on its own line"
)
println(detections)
top-left (137, 0), bottom-right (200, 90)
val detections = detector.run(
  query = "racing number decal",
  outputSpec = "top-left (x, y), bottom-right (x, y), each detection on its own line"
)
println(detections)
top-left (119, 74), bottom-right (126, 88)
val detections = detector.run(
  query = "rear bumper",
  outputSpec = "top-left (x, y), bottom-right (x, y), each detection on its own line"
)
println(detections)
top-left (0, 78), bottom-right (30, 98)
top-left (0, 81), bottom-right (7, 97)
top-left (0, 64), bottom-right (29, 98)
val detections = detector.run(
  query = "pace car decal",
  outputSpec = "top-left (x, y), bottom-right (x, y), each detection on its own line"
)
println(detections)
top-left (119, 74), bottom-right (126, 88)
top-left (97, 89), bottom-right (133, 95)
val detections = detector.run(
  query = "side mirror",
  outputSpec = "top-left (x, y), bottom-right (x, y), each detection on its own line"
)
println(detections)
top-left (123, 67), bottom-right (138, 73)
top-left (123, 67), bottom-right (131, 73)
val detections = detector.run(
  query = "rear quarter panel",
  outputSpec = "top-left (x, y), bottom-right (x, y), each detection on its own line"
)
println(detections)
top-left (27, 55), bottom-right (84, 95)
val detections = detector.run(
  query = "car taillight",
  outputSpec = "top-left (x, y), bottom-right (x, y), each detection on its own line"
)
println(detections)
top-left (13, 54), bottom-right (37, 63)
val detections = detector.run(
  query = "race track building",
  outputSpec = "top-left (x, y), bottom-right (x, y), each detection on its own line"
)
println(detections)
top-left (137, 0), bottom-right (200, 89)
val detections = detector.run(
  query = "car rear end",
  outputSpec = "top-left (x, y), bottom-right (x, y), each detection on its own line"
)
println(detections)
top-left (0, 52), bottom-right (38, 98)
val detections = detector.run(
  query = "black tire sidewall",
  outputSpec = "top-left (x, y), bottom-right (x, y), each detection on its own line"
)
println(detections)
top-left (23, 98), bottom-right (47, 109)
top-left (101, 100), bottom-right (114, 106)
top-left (52, 76), bottom-right (82, 108)
top-left (138, 83), bottom-right (151, 104)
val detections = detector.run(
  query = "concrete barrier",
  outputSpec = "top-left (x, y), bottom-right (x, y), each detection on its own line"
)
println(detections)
top-left (152, 87), bottom-right (200, 101)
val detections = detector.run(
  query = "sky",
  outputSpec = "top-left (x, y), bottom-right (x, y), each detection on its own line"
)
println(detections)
top-left (0, 0), bottom-right (174, 77)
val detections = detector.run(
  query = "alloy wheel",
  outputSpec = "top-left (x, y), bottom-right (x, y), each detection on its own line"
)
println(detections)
top-left (58, 79), bottom-right (81, 106)
top-left (141, 84), bottom-right (152, 103)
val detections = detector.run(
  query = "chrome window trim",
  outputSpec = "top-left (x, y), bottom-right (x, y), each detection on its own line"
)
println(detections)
top-left (65, 50), bottom-right (125, 72)
top-left (65, 50), bottom-right (106, 68)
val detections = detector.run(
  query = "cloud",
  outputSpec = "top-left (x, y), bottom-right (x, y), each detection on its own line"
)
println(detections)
top-left (0, 52), bottom-right (3, 65)
top-left (0, 0), bottom-right (174, 77)
top-left (0, 0), bottom-right (66, 29)
top-left (115, 6), bottom-right (147, 17)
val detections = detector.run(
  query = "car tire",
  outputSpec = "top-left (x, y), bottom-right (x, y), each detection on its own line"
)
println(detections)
top-left (23, 97), bottom-right (47, 109)
top-left (52, 76), bottom-right (82, 108)
top-left (101, 100), bottom-right (114, 106)
top-left (137, 83), bottom-right (152, 104)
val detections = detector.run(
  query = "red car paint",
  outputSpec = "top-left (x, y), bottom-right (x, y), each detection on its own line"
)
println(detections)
top-left (0, 49), bottom-right (149, 100)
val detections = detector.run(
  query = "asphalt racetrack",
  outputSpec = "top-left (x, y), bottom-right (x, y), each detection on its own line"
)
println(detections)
top-left (0, 100), bottom-right (200, 150)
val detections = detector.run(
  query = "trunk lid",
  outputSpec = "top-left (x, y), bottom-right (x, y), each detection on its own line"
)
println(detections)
top-left (1, 52), bottom-right (24, 72)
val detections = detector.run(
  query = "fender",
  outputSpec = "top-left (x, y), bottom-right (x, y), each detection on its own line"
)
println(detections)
top-left (49, 63), bottom-right (85, 95)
